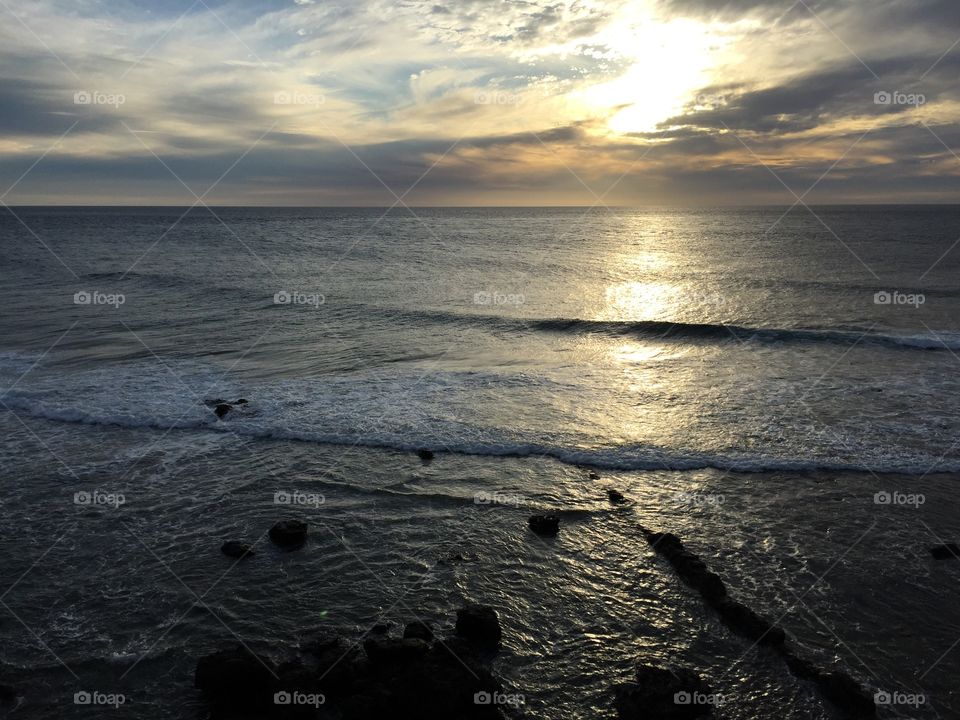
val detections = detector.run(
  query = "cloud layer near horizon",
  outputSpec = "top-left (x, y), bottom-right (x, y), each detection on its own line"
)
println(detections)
top-left (1, 0), bottom-right (959, 205)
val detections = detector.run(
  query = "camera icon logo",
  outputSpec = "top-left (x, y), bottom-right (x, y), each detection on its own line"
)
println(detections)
top-left (674, 691), bottom-right (692, 704)
top-left (74, 491), bottom-right (92, 505)
top-left (74, 691), bottom-right (92, 705)
top-left (874, 691), bottom-right (891, 705)
top-left (74, 91), bottom-right (92, 105)
top-left (274, 490), bottom-right (291, 505)
top-left (74, 291), bottom-right (92, 305)
top-left (274, 691), bottom-right (291, 705)
top-left (274, 290), bottom-right (291, 304)
top-left (874, 491), bottom-right (892, 505)
top-left (473, 691), bottom-right (492, 705)
top-left (873, 291), bottom-right (891, 305)
top-left (874, 91), bottom-right (892, 105)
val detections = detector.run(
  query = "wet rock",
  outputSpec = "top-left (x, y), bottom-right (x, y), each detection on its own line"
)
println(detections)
top-left (714, 598), bottom-right (785, 645)
top-left (417, 448), bottom-right (435, 461)
top-left (614, 664), bottom-right (713, 719)
top-left (363, 636), bottom-right (430, 665)
top-left (588, 471), bottom-right (601, 480)
top-left (214, 403), bottom-right (233, 419)
top-left (455, 604), bottom-right (502, 649)
top-left (370, 623), bottom-right (390, 636)
top-left (528, 514), bottom-right (560, 536)
top-left (647, 533), bottom-right (729, 604)
top-left (234, 398), bottom-right (249, 404)
top-left (221, 541), bottom-right (255, 559)
top-left (269, 520), bottom-right (308, 549)
top-left (403, 620), bottom-right (433, 642)
top-left (608, 489), bottom-right (625, 503)
top-left (930, 543), bottom-right (960, 559)
top-left (818, 671), bottom-right (876, 718)
top-left (0, 684), bottom-right (16, 704)
top-left (195, 645), bottom-right (278, 710)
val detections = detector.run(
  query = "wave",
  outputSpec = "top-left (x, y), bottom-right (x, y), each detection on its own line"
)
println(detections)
top-left (2, 392), bottom-right (956, 476)
top-left (375, 307), bottom-right (960, 350)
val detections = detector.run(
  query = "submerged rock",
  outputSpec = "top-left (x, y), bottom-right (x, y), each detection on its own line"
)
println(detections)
top-left (455, 604), bottom-right (502, 649)
top-left (588, 471), bottom-right (601, 480)
top-left (417, 448), bottom-right (435, 461)
top-left (608, 489), bottom-right (626, 503)
top-left (214, 403), bottom-right (233, 419)
top-left (528, 514), bottom-right (560, 536)
top-left (930, 543), bottom-right (959, 559)
top-left (269, 520), bottom-right (308, 548)
top-left (221, 541), bottom-right (255, 559)
top-left (403, 620), bottom-right (433, 642)
top-left (614, 664), bottom-right (713, 719)
top-left (234, 398), bottom-right (249, 405)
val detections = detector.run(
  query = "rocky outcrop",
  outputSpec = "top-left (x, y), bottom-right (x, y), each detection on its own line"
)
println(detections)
top-left (614, 665), bottom-right (714, 719)
top-left (196, 608), bottom-right (510, 719)
top-left (455, 604), bottom-right (502, 650)
top-left (528, 514), bottom-right (560, 536)
top-left (269, 520), bottom-right (308, 549)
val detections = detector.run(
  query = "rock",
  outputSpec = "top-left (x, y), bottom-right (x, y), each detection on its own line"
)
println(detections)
top-left (930, 543), bottom-right (959, 559)
top-left (455, 604), bottom-right (502, 649)
top-left (614, 664), bottom-right (713, 719)
top-left (588, 471), bottom-right (601, 480)
top-left (269, 520), bottom-right (308, 548)
top-left (221, 541), bottom-right (255, 559)
top-left (195, 645), bottom-right (278, 709)
top-left (417, 448), bottom-right (434, 461)
top-left (714, 598), bottom-right (785, 645)
top-left (234, 398), bottom-right (249, 404)
top-left (0, 684), bottom-right (16, 704)
top-left (819, 671), bottom-right (876, 718)
top-left (214, 403), bottom-right (233, 419)
top-left (370, 623), bottom-right (390, 635)
top-left (403, 621), bottom-right (433, 642)
top-left (363, 636), bottom-right (430, 665)
top-left (528, 514), bottom-right (560, 536)
top-left (608, 489), bottom-right (626, 503)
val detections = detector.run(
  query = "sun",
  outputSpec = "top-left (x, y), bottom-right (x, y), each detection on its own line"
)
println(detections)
top-left (580, 13), bottom-right (721, 134)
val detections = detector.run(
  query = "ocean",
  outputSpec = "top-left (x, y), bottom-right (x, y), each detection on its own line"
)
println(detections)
top-left (0, 205), bottom-right (958, 718)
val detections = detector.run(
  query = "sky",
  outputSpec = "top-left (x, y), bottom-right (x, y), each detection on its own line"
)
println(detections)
top-left (1, 0), bottom-right (959, 205)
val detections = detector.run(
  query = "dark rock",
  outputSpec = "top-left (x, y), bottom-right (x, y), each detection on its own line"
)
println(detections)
top-left (614, 664), bottom-right (713, 719)
top-left (234, 398), bottom-right (249, 404)
top-left (214, 403), bottom-right (233, 419)
top-left (0, 684), bottom-right (16, 704)
top-left (195, 645), bottom-right (278, 709)
top-left (417, 448), bottom-right (435, 461)
top-left (269, 520), bottom-right (308, 548)
top-left (363, 636), bottom-right (430, 665)
top-left (714, 598), bottom-right (785, 645)
top-left (588, 471), bottom-right (601, 480)
top-left (528, 514), bottom-right (560, 536)
top-left (221, 541), bottom-right (255, 559)
top-left (930, 543), bottom-right (960, 559)
top-left (403, 621), bottom-right (433, 642)
top-left (370, 623), bottom-right (390, 635)
top-left (608, 489), bottom-right (625, 503)
top-left (819, 671), bottom-right (876, 718)
top-left (455, 604), bottom-right (502, 649)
